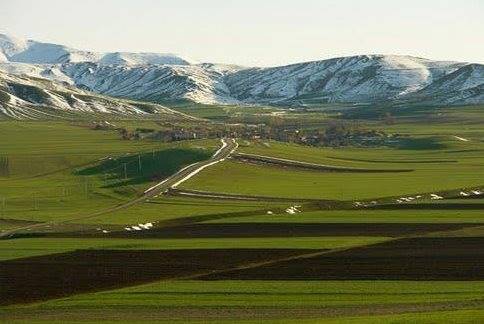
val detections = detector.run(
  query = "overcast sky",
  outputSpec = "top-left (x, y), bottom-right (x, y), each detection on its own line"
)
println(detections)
top-left (2, 0), bottom-right (483, 66)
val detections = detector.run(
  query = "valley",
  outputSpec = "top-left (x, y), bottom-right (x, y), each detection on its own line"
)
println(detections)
top-left (0, 31), bottom-right (483, 324)
top-left (1, 102), bottom-right (483, 322)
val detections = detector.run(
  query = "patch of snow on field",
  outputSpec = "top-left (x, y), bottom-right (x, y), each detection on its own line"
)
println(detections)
top-left (285, 206), bottom-right (301, 214)
top-left (454, 136), bottom-right (470, 142)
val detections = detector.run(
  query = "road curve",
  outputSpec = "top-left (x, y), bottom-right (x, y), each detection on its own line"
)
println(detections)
top-left (0, 138), bottom-right (238, 238)
top-left (144, 138), bottom-right (238, 196)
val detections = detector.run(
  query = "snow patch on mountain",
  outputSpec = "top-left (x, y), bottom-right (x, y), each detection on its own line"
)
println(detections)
top-left (10, 41), bottom-right (101, 64)
top-left (99, 52), bottom-right (193, 66)
top-left (0, 33), bottom-right (482, 107)
top-left (0, 70), bottom-right (195, 119)
top-left (0, 34), bottom-right (28, 57)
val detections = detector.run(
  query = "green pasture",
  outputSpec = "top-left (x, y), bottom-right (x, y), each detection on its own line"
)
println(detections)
top-left (184, 124), bottom-right (484, 200)
top-left (76, 196), bottom-right (283, 225)
top-left (207, 207), bottom-right (484, 224)
top-left (0, 236), bottom-right (387, 261)
top-left (0, 121), bottom-right (219, 224)
top-left (180, 159), bottom-right (483, 200)
top-left (24, 280), bottom-right (484, 308)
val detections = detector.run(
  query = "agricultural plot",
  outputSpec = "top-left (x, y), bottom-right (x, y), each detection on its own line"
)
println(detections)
top-left (1, 112), bottom-right (484, 323)
top-left (3, 280), bottom-right (484, 322)
top-left (0, 121), bottom-right (220, 226)
top-left (179, 159), bottom-right (483, 200)
top-left (182, 123), bottom-right (484, 201)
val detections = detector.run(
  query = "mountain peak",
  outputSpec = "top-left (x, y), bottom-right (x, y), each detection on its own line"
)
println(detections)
top-left (0, 33), bottom-right (192, 66)
top-left (0, 34), bottom-right (481, 107)
top-left (99, 52), bottom-right (193, 66)
top-left (0, 33), bottom-right (29, 58)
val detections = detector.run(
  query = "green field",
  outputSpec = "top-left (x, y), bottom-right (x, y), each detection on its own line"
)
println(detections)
top-left (180, 119), bottom-right (484, 201)
top-left (3, 281), bottom-right (484, 323)
top-left (0, 236), bottom-right (388, 261)
top-left (41, 280), bottom-right (484, 307)
top-left (2, 107), bottom-right (484, 323)
top-left (0, 121), bottom-right (222, 225)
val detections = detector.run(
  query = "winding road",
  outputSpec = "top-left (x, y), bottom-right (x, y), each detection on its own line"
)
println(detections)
top-left (143, 138), bottom-right (238, 196)
top-left (0, 138), bottom-right (238, 238)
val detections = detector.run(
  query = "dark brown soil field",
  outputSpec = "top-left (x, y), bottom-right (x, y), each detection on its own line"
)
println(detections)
top-left (203, 237), bottom-right (484, 281)
top-left (0, 249), bottom-right (316, 305)
top-left (99, 223), bottom-right (475, 238)
top-left (30, 223), bottom-right (476, 240)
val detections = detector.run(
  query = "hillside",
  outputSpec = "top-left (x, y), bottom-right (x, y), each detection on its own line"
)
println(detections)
top-left (0, 70), bottom-right (191, 120)
top-left (0, 33), bottom-right (482, 108)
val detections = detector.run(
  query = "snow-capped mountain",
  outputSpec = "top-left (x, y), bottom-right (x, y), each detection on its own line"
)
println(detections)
top-left (0, 33), bottom-right (482, 108)
top-left (0, 70), bottom-right (192, 120)
top-left (0, 34), bottom-right (192, 66)
top-left (223, 55), bottom-right (468, 104)
top-left (99, 52), bottom-right (192, 66)
top-left (0, 34), bottom-right (100, 64)
top-left (407, 64), bottom-right (484, 105)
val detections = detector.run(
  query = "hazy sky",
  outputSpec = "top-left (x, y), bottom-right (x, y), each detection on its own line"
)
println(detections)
top-left (2, 0), bottom-right (483, 66)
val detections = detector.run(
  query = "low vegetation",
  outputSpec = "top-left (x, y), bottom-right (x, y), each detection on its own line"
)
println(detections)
top-left (1, 104), bottom-right (484, 322)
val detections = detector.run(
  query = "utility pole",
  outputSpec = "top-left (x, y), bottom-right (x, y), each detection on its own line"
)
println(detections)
top-left (85, 178), bottom-right (89, 197)
top-left (138, 155), bottom-right (142, 173)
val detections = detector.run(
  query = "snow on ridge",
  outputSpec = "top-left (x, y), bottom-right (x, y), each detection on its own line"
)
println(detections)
top-left (0, 33), bottom-right (193, 66)
top-left (0, 33), bottom-right (28, 57)
top-left (0, 70), bottom-right (176, 119)
top-left (99, 52), bottom-right (193, 66)
top-left (0, 34), bottom-right (481, 106)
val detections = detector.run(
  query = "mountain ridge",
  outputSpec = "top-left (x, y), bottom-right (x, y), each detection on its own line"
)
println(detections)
top-left (0, 33), bottom-right (482, 108)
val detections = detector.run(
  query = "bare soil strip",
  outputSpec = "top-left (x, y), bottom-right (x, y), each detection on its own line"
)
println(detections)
top-left (3, 236), bottom-right (484, 306)
top-left (168, 188), bottom-right (337, 203)
top-left (202, 237), bottom-right (484, 281)
top-left (45, 223), bottom-right (478, 239)
top-left (327, 156), bottom-right (458, 164)
top-left (0, 249), bottom-right (316, 306)
top-left (233, 153), bottom-right (414, 173)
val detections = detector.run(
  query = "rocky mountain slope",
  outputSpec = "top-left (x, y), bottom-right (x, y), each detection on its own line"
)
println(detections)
top-left (0, 33), bottom-right (482, 109)
top-left (0, 70), bottom-right (191, 120)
